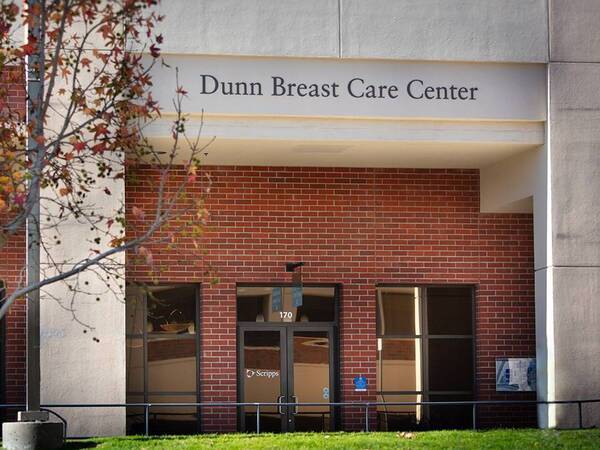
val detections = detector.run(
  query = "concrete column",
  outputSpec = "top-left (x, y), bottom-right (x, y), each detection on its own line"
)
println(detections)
top-left (536, 0), bottom-right (600, 428)
top-left (39, 172), bottom-right (125, 437)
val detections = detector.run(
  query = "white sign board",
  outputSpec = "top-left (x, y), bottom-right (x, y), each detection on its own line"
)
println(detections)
top-left (496, 358), bottom-right (536, 392)
top-left (150, 55), bottom-right (546, 122)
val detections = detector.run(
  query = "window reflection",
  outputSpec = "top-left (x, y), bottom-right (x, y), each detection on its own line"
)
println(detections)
top-left (147, 286), bottom-right (196, 335)
top-left (292, 331), bottom-right (331, 431)
top-left (243, 330), bottom-right (281, 432)
top-left (148, 337), bottom-right (197, 392)
top-left (376, 286), bottom-right (474, 431)
top-left (428, 339), bottom-right (473, 391)
top-left (377, 288), bottom-right (418, 335)
top-left (125, 284), bottom-right (199, 435)
top-left (237, 286), bottom-right (335, 322)
top-left (377, 339), bottom-right (419, 392)
top-left (427, 287), bottom-right (472, 335)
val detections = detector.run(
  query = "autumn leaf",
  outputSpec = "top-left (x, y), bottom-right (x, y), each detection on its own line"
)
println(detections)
top-left (20, 36), bottom-right (37, 56)
top-left (138, 246), bottom-right (153, 266)
top-left (149, 43), bottom-right (160, 58)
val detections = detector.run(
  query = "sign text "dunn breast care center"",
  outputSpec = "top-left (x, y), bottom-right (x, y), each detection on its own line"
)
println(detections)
top-left (151, 56), bottom-right (547, 122)
top-left (199, 74), bottom-right (480, 101)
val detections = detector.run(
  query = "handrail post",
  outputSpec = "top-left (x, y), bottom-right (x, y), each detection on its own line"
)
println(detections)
top-left (144, 403), bottom-right (150, 437)
top-left (364, 403), bottom-right (370, 432)
top-left (578, 401), bottom-right (583, 429)
top-left (256, 404), bottom-right (260, 434)
top-left (472, 403), bottom-right (477, 430)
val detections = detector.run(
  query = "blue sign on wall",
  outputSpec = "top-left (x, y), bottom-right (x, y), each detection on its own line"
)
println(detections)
top-left (292, 285), bottom-right (303, 307)
top-left (271, 287), bottom-right (282, 312)
top-left (353, 376), bottom-right (367, 392)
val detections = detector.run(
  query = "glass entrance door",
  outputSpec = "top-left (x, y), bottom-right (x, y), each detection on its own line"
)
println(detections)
top-left (238, 326), bottom-right (335, 432)
top-left (289, 329), bottom-right (332, 431)
top-left (240, 328), bottom-right (286, 432)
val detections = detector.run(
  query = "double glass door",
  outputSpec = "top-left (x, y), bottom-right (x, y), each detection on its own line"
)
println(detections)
top-left (238, 325), bottom-right (336, 432)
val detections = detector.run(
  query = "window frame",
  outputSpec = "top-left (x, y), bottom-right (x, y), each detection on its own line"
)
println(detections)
top-left (125, 283), bottom-right (202, 433)
top-left (375, 284), bottom-right (476, 401)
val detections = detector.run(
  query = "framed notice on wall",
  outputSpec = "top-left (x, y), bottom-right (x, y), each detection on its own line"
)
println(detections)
top-left (496, 358), bottom-right (536, 392)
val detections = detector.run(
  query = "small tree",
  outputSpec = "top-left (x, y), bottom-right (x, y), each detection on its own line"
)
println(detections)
top-left (0, 0), bottom-right (211, 329)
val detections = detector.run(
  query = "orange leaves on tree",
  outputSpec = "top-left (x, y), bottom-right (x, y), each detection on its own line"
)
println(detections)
top-left (19, 36), bottom-right (37, 56)
top-left (58, 187), bottom-right (72, 197)
top-left (138, 246), bottom-right (153, 266)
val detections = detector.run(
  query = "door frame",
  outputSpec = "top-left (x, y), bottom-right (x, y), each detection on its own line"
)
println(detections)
top-left (237, 323), bottom-right (338, 432)
top-left (286, 324), bottom-right (337, 432)
top-left (238, 325), bottom-right (289, 432)
top-left (236, 283), bottom-right (341, 432)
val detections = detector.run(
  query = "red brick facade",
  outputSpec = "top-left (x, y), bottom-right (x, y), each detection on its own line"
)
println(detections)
top-left (1, 230), bottom-right (26, 407)
top-left (1, 66), bottom-right (27, 413)
top-left (2, 164), bottom-right (536, 429)
top-left (125, 166), bottom-right (536, 431)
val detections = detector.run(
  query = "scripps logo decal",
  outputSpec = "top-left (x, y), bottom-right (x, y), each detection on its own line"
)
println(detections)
top-left (246, 369), bottom-right (279, 379)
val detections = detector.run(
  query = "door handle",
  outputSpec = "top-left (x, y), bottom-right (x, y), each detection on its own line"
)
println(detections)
top-left (291, 395), bottom-right (298, 415)
top-left (277, 395), bottom-right (284, 414)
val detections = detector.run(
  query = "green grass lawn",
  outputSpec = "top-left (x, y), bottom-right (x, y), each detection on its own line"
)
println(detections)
top-left (55, 429), bottom-right (600, 449)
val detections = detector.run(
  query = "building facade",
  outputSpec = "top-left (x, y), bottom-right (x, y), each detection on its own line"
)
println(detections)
top-left (2, 0), bottom-right (600, 436)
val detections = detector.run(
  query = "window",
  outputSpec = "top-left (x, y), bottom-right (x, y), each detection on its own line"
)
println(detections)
top-left (376, 286), bottom-right (474, 430)
top-left (237, 286), bottom-right (336, 323)
top-left (126, 284), bottom-right (200, 435)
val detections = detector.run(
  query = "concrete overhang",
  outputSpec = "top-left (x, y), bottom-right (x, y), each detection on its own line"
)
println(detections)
top-left (143, 114), bottom-right (544, 169)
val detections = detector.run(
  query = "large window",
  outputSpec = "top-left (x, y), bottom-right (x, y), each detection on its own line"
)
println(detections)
top-left (376, 286), bottom-right (474, 430)
top-left (126, 284), bottom-right (200, 435)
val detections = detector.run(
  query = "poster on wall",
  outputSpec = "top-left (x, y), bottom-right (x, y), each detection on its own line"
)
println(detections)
top-left (496, 358), bottom-right (536, 392)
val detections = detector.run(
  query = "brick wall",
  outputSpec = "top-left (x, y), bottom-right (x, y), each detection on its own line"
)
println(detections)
top-left (1, 231), bottom-right (26, 408)
top-left (126, 166), bottom-right (536, 431)
top-left (1, 66), bottom-right (26, 416)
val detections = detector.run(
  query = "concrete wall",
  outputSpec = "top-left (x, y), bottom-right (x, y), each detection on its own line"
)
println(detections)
top-left (40, 169), bottom-right (125, 437)
top-left (156, 0), bottom-right (548, 62)
top-left (536, 0), bottom-right (600, 428)
top-left (480, 148), bottom-right (541, 213)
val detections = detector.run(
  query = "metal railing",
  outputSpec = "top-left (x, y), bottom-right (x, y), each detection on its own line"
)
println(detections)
top-left (1, 398), bottom-right (599, 437)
